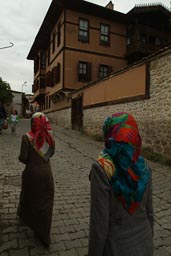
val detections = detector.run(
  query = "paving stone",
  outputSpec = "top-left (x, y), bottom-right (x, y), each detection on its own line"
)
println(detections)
top-left (30, 247), bottom-right (49, 255)
top-left (76, 247), bottom-right (88, 256)
top-left (63, 219), bottom-right (79, 226)
top-left (52, 233), bottom-right (70, 243)
top-left (0, 252), bottom-right (9, 256)
top-left (154, 247), bottom-right (170, 256)
top-left (64, 239), bottom-right (82, 250)
top-left (0, 119), bottom-right (171, 255)
top-left (70, 231), bottom-right (86, 240)
top-left (59, 248), bottom-right (78, 256)
top-left (9, 248), bottom-right (29, 256)
top-left (49, 242), bottom-right (66, 252)
top-left (18, 238), bottom-right (36, 248)
top-left (80, 238), bottom-right (88, 247)
top-left (165, 245), bottom-right (171, 255)
top-left (0, 240), bottom-right (18, 253)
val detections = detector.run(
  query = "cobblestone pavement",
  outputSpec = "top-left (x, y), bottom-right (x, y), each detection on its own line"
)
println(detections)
top-left (0, 119), bottom-right (171, 256)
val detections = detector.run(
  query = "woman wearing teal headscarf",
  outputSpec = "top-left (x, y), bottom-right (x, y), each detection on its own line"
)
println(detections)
top-left (88, 112), bottom-right (153, 256)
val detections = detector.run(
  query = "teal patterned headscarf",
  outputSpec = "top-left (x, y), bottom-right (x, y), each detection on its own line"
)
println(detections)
top-left (97, 112), bottom-right (150, 214)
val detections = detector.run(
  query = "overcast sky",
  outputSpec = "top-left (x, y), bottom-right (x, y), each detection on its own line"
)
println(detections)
top-left (0, 0), bottom-right (170, 94)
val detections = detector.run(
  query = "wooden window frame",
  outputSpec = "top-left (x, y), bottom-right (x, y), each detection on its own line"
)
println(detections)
top-left (78, 61), bottom-right (91, 82)
top-left (99, 64), bottom-right (109, 79)
top-left (99, 64), bottom-right (113, 79)
top-left (78, 18), bottom-right (89, 43)
top-left (100, 23), bottom-right (110, 46)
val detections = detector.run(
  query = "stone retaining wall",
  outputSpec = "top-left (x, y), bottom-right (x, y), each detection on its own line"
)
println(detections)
top-left (48, 49), bottom-right (171, 158)
top-left (83, 51), bottom-right (171, 158)
top-left (48, 108), bottom-right (71, 129)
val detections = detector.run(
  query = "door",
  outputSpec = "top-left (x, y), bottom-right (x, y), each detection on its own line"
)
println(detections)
top-left (71, 96), bottom-right (83, 131)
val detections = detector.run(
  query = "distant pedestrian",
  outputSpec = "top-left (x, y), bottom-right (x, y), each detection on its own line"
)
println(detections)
top-left (8, 109), bottom-right (19, 133)
top-left (17, 112), bottom-right (55, 247)
top-left (0, 101), bottom-right (7, 134)
top-left (88, 112), bottom-right (153, 256)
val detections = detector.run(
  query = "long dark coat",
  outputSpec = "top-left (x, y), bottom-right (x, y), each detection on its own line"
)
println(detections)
top-left (88, 162), bottom-right (154, 256)
top-left (18, 135), bottom-right (54, 246)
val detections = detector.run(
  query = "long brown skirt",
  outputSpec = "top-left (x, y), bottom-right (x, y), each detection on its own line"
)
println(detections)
top-left (17, 166), bottom-right (54, 246)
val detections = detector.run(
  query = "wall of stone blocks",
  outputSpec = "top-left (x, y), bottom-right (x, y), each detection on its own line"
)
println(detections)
top-left (48, 50), bottom-right (171, 158)
top-left (83, 51), bottom-right (171, 158)
top-left (47, 108), bottom-right (71, 129)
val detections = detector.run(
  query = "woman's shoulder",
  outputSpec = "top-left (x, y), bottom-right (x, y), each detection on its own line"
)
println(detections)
top-left (90, 161), bottom-right (109, 181)
top-left (91, 161), bottom-right (104, 172)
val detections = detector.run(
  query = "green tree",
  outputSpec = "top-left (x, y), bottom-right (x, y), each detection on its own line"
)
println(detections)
top-left (0, 77), bottom-right (13, 103)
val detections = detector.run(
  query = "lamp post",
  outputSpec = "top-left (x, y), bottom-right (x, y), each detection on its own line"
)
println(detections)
top-left (22, 81), bottom-right (27, 93)
top-left (0, 42), bottom-right (14, 50)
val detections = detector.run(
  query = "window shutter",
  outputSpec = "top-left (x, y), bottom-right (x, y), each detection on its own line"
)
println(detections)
top-left (47, 71), bottom-right (52, 87)
top-left (55, 63), bottom-right (61, 84)
top-left (53, 68), bottom-right (55, 85)
top-left (54, 66), bottom-right (57, 84)
top-left (78, 62), bottom-right (81, 81)
top-left (108, 66), bottom-right (113, 74)
top-left (98, 65), bottom-right (101, 79)
top-left (87, 62), bottom-right (92, 82)
top-left (57, 63), bottom-right (60, 83)
top-left (52, 67), bottom-right (56, 86)
top-left (48, 71), bottom-right (51, 87)
top-left (51, 69), bottom-right (54, 86)
top-left (46, 72), bottom-right (50, 87)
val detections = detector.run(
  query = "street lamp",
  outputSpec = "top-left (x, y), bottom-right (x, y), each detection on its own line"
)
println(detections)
top-left (22, 81), bottom-right (27, 93)
top-left (0, 42), bottom-right (14, 50)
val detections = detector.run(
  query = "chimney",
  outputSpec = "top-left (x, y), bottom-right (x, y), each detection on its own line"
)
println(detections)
top-left (105, 1), bottom-right (114, 10)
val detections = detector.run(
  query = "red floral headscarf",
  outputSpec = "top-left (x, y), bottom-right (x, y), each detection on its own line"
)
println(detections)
top-left (26, 112), bottom-right (55, 161)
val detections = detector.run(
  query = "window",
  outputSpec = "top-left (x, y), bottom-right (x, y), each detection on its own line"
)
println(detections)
top-left (148, 36), bottom-right (155, 44)
top-left (78, 19), bottom-right (89, 42)
top-left (45, 96), bottom-right (48, 109)
top-left (155, 37), bottom-right (160, 46)
top-left (127, 36), bottom-right (131, 45)
top-left (40, 52), bottom-right (46, 69)
top-left (99, 65), bottom-right (113, 79)
top-left (34, 55), bottom-right (39, 74)
top-left (127, 33), bottom-right (133, 45)
top-left (48, 48), bottom-right (50, 65)
top-left (78, 61), bottom-right (91, 82)
top-left (52, 32), bottom-right (56, 53)
top-left (51, 68), bottom-right (55, 86)
top-left (49, 97), bottom-right (51, 109)
top-left (100, 24), bottom-right (110, 45)
top-left (57, 22), bottom-right (61, 46)
top-left (46, 71), bottom-right (51, 87)
top-left (55, 63), bottom-right (61, 84)
top-left (127, 31), bottom-right (134, 46)
top-left (140, 33), bottom-right (147, 43)
top-left (40, 78), bottom-right (45, 89)
top-left (99, 65), bottom-right (109, 79)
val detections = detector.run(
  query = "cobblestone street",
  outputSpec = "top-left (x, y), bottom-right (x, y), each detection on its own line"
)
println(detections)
top-left (0, 119), bottom-right (171, 256)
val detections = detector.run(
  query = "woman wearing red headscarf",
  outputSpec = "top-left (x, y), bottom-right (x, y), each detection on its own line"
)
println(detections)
top-left (88, 112), bottom-right (153, 256)
top-left (17, 112), bottom-right (55, 247)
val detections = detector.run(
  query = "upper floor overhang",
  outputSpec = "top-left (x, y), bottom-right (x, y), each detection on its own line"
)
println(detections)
top-left (127, 4), bottom-right (171, 30)
top-left (27, 0), bottom-right (126, 60)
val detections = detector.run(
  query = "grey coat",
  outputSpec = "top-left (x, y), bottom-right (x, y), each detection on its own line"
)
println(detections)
top-left (88, 162), bottom-right (153, 256)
